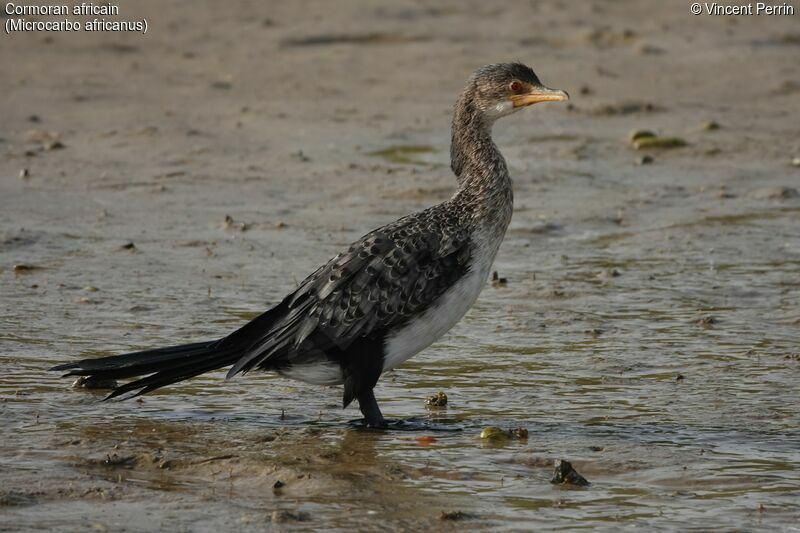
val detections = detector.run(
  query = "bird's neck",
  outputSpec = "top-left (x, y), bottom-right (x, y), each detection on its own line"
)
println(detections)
top-left (450, 96), bottom-right (513, 221)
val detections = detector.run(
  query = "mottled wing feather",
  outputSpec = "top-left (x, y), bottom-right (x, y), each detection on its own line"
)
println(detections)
top-left (227, 203), bottom-right (470, 376)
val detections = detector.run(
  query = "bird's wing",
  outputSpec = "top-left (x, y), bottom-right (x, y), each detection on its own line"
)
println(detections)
top-left (225, 203), bottom-right (471, 377)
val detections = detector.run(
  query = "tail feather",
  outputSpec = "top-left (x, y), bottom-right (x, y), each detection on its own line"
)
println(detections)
top-left (105, 345), bottom-right (242, 400)
top-left (50, 341), bottom-right (221, 380)
top-left (50, 295), bottom-right (299, 399)
top-left (50, 339), bottom-right (242, 400)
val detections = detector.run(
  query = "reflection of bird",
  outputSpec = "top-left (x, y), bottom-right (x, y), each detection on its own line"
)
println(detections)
top-left (51, 63), bottom-right (568, 428)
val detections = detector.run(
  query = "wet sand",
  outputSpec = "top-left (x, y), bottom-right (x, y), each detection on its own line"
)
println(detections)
top-left (2, 1), bottom-right (799, 530)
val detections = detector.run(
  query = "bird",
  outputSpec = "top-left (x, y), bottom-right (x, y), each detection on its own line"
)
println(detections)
top-left (50, 63), bottom-right (568, 429)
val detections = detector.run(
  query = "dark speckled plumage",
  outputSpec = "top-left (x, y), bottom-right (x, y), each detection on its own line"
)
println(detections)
top-left (51, 63), bottom-right (565, 428)
top-left (223, 204), bottom-right (472, 407)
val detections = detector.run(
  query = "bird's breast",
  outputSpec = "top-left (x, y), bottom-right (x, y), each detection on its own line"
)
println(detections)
top-left (381, 238), bottom-right (498, 372)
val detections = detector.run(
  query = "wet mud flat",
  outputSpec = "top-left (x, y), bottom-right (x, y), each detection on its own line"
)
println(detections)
top-left (2, 0), bottom-right (800, 530)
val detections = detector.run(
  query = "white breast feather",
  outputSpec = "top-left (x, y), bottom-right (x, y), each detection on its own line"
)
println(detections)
top-left (279, 362), bottom-right (344, 385)
top-left (382, 241), bottom-right (496, 372)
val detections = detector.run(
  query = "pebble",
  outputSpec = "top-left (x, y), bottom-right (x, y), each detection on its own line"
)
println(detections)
top-left (628, 129), bottom-right (656, 143)
top-left (509, 427), bottom-right (528, 439)
top-left (440, 511), bottom-right (471, 520)
top-left (695, 316), bottom-right (718, 327)
top-left (13, 264), bottom-right (39, 273)
top-left (636, 43), bottom-right (665, 55)
top-left (491, 271), bottom-right (507, 287)
top-left (633, 136), bottom-right (687, 150)
top-left (551, 459), bottom-right (590, 487)
top-left (480, 427), bottom-right (510, 440)
top-left (425, 391), bottom-right (448, 407)
top-left (480, 426), bottom-right (528, 440)
top-left (271, 510), bottom-right (309, 523)
top-left (597, 268), bottom-right (622, 280)
top-left (72, 376), bottom-right (118, 389)
top-left (223, 215), bottom-right (248, 231)
top-left (44, 140), bottom-right (65, 151)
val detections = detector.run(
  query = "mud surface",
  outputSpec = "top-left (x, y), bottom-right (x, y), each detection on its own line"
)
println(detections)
top-left (2, 1), bottom-right (799, 530)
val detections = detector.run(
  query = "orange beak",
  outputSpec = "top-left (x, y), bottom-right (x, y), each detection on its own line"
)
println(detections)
top-left (510, 86), bottom-right (569, 108)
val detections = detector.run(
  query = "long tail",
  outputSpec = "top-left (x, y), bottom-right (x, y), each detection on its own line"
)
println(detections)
top-left (50, 339), bottom-right (244, 400)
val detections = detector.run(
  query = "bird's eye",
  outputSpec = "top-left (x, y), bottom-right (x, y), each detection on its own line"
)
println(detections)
top-left (510, 80), bottom-right (523, 93)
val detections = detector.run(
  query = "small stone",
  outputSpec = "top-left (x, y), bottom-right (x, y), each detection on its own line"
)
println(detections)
top-left (491, 271), bottom-right (507, 287)
top-left (120, 242), bottom-right (136, 250)
top-left (270, 510), bottom-right (309, 523)
top-left (44, 140), bottom-right (65, 150)
top-left (509, 427), bottom-right (528, 439)
top-left (701, 121), bottom-right (721, 131)
top-left (72, 376), bottom-right (118, 389)
top-left (19, 168), bottom-right (30, 178)
top-left (791, 157), bottom-right (800, 167)
top-left (480, 427), bottom-right (511, 440)
top-left (695, 316), bottom-right (717, 327)
top-left (13, 264), bottom-right (39, 273)
top-left (633, 136), bottom-right (687, 150)
top-left (425, 391), bottom-right (448, 407)
top-left (636, 43), bottom-right (664, 55)
top-left (551, 459), bottom-right (590, 487)
top-left (223, 215), bottom-right (247, 231)
top-left (628, 129), bottom-right (656, 143)
top-left (598, 268), bottom-right (621, 279)
top-left (273, 480), bottom-right (284, 490)
top-left (440, 511), bottom-right (471, 520)
top-left (637, 155), bottom-right (654, 165)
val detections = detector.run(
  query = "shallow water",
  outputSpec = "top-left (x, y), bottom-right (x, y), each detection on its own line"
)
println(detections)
top-left (2, 171), bottom-right (799, 530)
top-left (3, 0), bottom-right (800, 529)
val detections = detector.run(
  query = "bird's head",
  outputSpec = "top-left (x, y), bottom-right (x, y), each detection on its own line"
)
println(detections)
top-left (466, 63), bottom-right (569, 121)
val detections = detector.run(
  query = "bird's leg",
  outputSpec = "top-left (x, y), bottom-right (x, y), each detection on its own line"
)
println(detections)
top-left (357, 389), bottom-right (387, 429)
